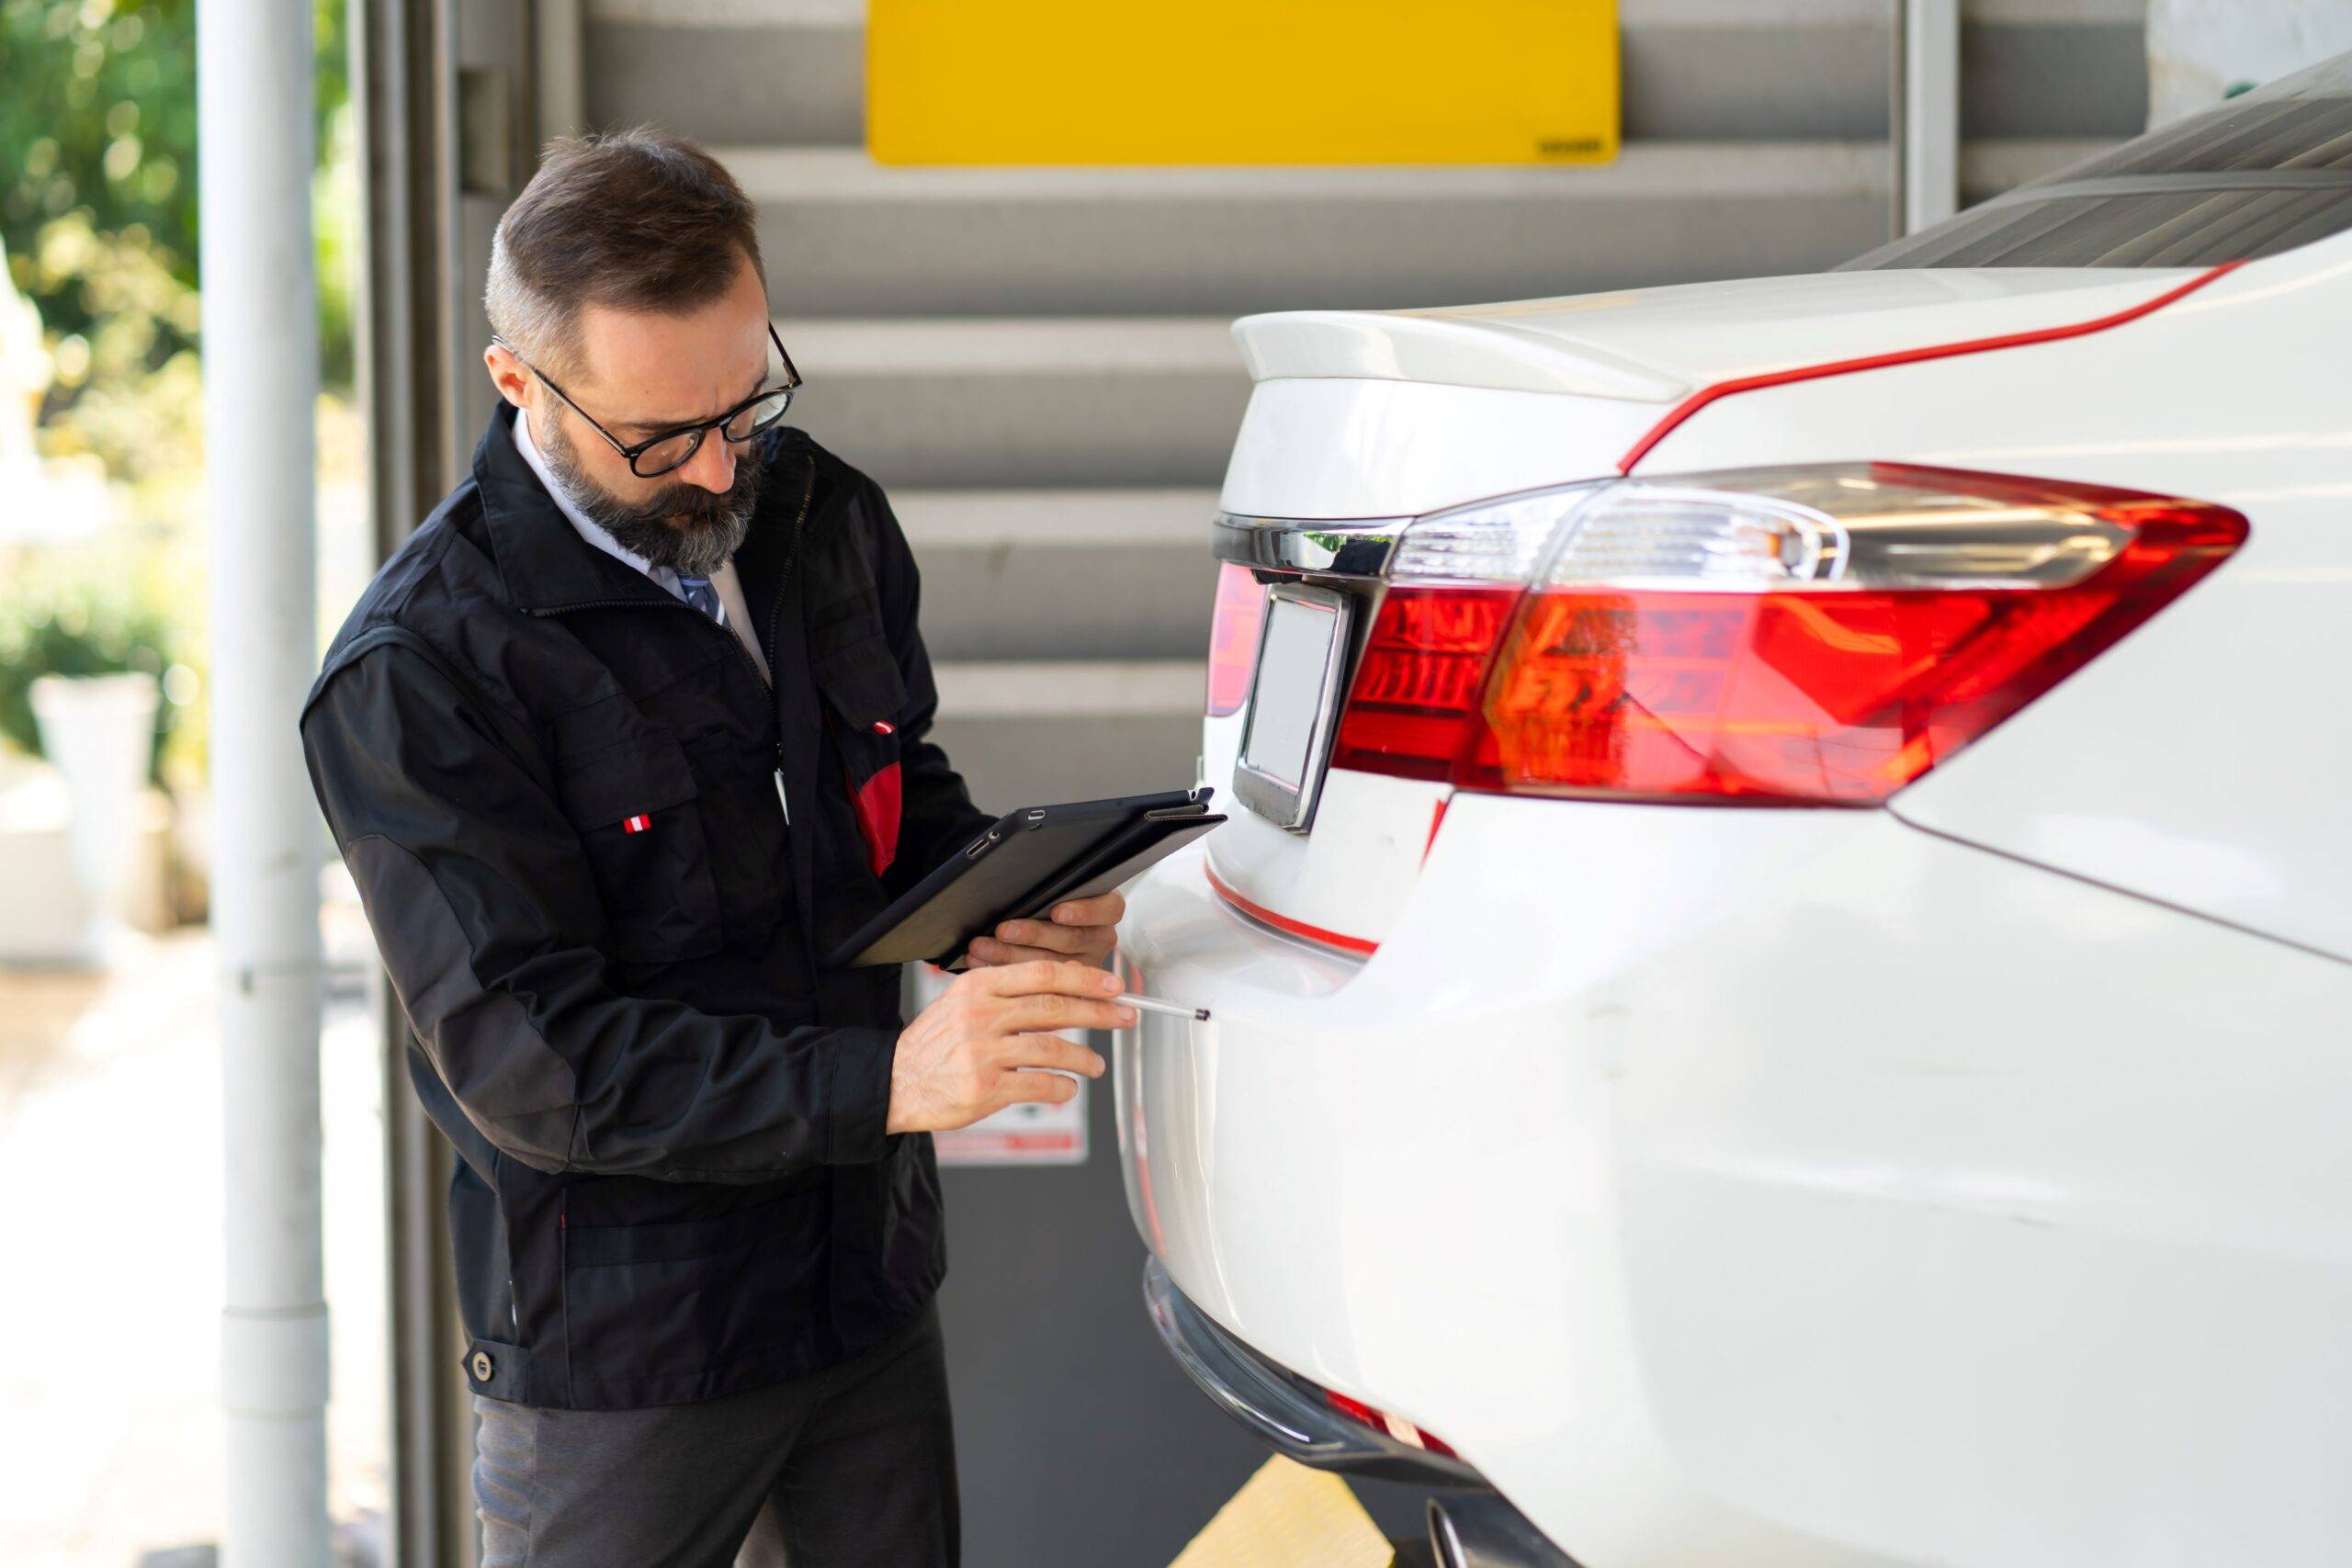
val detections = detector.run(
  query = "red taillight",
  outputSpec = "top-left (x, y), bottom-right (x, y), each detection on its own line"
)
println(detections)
top-left (1205, 562), bottom-right (1269, 716)
top-left (1333, 466), bottom-right (2246, 805)
top-left (1329, 586), bottom-right (1518, 780)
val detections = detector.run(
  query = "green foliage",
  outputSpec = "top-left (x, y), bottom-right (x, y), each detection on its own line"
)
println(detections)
top-left (0, 0), bottom-right (356, 444)
top-left (0, 0), bottom-right (199, 358)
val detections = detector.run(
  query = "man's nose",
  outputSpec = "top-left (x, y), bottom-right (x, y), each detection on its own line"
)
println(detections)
top-left (680, 433), bottom-right (735, 493)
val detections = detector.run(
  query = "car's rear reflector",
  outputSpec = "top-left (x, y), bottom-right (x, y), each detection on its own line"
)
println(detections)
top-left (1205, 561), bottom-right (1270, 717)
top-left (1330, 464), bottom-right (2246, 804)
top-left (1324, 1387), bottom-right (1461, 1459)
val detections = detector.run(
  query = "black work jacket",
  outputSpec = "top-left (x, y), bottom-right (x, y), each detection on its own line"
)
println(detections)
top-left (300, 404), bottom-right (992, 1409)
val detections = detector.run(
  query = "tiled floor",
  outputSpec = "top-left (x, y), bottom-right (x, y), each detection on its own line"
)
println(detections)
top-left (0, 929), bottom-right (390, 1566)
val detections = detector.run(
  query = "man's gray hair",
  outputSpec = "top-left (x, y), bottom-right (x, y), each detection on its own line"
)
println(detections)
top-left (484, 128), bottom-right (763, 380)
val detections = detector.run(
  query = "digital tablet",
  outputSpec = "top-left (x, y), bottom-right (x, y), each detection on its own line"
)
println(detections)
top-left (823, 787), bottom-right (1222, 968)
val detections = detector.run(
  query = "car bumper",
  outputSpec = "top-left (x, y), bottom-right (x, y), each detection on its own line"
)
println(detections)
top-left (1146, 1255), bottom-right (1575, 1566)
top-left (1116, 795), bottom-right (2352, 1567)
top-left (1141, 1255), bottom-right (1484, 1489)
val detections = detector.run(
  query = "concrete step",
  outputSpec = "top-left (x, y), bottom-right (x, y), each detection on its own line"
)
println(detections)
top-left (732, 142), bottom-right (1893, 318)
top-left (584, 0), bottom-right (2145, 150)
top-left (765, 129), bottom-right (2113, 490)
top-left (781, 317), bottom-right (1248, 491)
top-left (926, 659), bottom-right (1204, 809)
top-left (890, 489), bottom-right (1218, 662)
top-left (589, 0), bottom-right (864, 148)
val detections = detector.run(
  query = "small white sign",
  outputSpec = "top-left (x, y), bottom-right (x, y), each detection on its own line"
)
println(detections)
top-left (907, 963), bottom-right (1090, 1167)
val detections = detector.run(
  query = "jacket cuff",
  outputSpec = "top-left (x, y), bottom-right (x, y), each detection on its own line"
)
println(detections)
top-left (824, 1025), bottom-right (899, 1164)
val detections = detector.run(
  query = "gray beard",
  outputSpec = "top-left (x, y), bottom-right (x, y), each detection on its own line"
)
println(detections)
top-left (539, 412), bottom-right (763, 577)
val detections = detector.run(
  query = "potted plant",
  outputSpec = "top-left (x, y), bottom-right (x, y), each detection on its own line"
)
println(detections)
top-left (0, 558), bottom-right (185, 964)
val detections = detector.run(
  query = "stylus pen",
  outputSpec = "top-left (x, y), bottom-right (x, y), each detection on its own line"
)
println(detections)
top-left (1114, 992), bottom-right (1211, 1023)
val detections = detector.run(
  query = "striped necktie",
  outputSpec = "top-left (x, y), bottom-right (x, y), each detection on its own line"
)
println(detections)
top-left (676, 572), bottom-right (724, 625)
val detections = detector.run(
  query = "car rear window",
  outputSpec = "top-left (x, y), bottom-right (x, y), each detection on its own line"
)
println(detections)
top-left (1843, 52), bottom-right (2352, 270)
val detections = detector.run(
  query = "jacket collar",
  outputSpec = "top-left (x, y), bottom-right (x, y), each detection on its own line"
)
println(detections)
top-left (474, 400), bottom-right (673, 614)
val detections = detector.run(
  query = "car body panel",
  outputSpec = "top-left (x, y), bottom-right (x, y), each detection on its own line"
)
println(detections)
top-left (1139, 144), bottom-right (2352, 1565)
top-left (1119, 806), bottom-right (2352, 1567)
top-left (1623, 237), bottom-right (2352, 962)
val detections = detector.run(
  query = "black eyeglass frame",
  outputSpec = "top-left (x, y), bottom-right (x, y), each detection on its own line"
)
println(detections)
top-left (493, 321), bottom-right (803, 479)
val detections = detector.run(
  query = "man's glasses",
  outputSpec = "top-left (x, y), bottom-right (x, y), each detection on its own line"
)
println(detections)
top-left (493, 321), bottom-right (803, 479)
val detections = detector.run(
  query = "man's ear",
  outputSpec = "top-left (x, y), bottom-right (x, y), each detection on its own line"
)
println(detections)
top-left (484, 341), bottom-right (532, 410)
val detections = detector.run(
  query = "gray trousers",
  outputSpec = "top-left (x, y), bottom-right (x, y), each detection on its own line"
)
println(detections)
top-left (473, 1300), bottom-right (959, 1567)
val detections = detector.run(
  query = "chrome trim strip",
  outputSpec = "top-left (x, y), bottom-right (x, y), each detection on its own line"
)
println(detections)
top-left (1142, 1258), bottom-right (1486, 1489)
top-left (1213, 512), bottom-right (1409, 577)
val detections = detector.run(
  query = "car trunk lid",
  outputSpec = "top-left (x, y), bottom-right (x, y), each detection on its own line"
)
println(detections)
top-left (1203, 266), bottom-right (2214, 951)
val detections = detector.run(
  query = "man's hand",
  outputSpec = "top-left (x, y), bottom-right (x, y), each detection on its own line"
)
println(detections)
top-left (964, 890), bottom-right (1125, 970)
top-left (886, 960), bottom-right (1129, 1135)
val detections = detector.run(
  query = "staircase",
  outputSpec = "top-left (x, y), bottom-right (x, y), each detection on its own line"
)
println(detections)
top-left (580, 0), bottom-right (2149, 810)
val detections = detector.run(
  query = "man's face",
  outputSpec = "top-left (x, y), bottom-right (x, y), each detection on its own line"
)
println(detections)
top-left (486, 254), bottom-right (775, 573)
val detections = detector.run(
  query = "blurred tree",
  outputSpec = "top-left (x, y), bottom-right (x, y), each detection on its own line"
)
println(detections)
top-left (1, 0), bottom-right (351, 782)
top-left (1, 1), bottom-right (200, 404)
top-left (0, 0), bottom-right (353, 443)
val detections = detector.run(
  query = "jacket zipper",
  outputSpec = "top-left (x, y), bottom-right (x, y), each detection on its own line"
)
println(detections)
top-left (765, 455), bottom-right (818, 824)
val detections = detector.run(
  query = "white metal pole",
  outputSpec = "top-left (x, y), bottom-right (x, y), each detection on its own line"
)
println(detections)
top-left (1901, 0), bottom-right (1962, 234)
top-left (533, 0), bottom-right (587, 146)
top-left (199, 0), bottom-right (331, 1562)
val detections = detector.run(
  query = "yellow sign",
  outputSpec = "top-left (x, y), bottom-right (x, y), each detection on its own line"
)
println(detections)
top-left (869, 1), bottom-right (1619, 165)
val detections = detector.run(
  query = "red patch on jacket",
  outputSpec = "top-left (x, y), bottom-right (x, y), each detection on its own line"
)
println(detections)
top-left (849, 760), bottom-right (901, 876)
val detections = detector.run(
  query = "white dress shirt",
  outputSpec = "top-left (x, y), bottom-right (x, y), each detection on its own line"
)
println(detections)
top-left (514, 406), bottom-right (771, 684)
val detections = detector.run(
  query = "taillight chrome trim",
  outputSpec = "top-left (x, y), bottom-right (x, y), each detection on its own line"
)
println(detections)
top-left (1213, 512), bottom-right (1409, 578)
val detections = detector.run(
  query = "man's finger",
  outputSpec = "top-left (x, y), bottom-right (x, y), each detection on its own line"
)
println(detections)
top-left (998, 994), bottom-right (1131, 1036)
top-left (981, 958), bottom-right (1120, 998)
top-left (989, 919), bottom-right (1092, 955)
top-left (967, 938), bottom-right (1088, 969)
top-left (1050, 891), bottom-right (1125, 927)
top-left (997, 1033), bottom-right (1107, 1078)
top-left (992, 1068), bottom-right (1083, 1111)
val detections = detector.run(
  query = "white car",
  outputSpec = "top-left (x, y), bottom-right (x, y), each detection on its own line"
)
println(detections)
top-left (1117, 56), bottom-right (2352, 1568)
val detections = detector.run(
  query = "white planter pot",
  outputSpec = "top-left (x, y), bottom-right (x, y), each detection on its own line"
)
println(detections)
top-left (28, 671), bottom-right (160, 965)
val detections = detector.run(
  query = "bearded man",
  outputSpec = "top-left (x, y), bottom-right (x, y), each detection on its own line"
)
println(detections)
top-left (300, 129), bottom-right (1133, 1566)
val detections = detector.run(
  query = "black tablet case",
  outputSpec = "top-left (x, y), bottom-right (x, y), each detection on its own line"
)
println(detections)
top-left (824, 788), bottom-right (1221, 968)
top-left (1004, 807), bottom-right (1224, 927)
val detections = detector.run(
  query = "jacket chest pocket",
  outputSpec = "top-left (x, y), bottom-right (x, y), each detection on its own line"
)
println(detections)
top-left (552, 733), bottom-right (724, 964)
top-left (810, 631), bottom-right (906, 879)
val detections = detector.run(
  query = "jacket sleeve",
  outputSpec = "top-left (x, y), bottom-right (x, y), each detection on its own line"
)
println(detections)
top-left (863, 478), bottom-right (997, 897)
top-left (301, 635), bottom-right (898, 1182)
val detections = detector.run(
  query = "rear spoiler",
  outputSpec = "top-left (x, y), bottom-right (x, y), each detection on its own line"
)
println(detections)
top-left (1230, 309), bottom-right (1689, 402)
